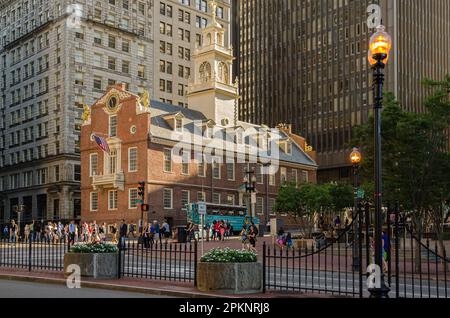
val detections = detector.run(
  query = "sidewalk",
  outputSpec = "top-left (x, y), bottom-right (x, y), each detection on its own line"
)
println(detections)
top-left (0, 268), bottom-right (334, 298)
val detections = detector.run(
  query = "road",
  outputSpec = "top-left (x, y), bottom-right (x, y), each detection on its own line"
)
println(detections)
top-left (0, 279), bottom-right (174, 298)
top-left (1, 241), bottom-right (448, 298)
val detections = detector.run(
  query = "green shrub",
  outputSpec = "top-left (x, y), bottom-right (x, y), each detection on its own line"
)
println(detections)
top-left (200, 248), bottom-right (257, 263)
top-left (70, 242), bottom-right (118, 254)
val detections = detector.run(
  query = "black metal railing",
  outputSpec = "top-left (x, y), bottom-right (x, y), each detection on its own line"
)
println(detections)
top-left (118, 240), bottom-right (198, 286)
top-left (263, 212), bottom-right (364, 298)
top-left (0, 237), bottom-right (69, 272)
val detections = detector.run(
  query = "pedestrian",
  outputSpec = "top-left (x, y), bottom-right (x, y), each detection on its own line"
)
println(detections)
top-left (24, 224), bottom-right (30, 242)
top-left (153, 220), bottom-right (161, 243)
top-left (119, 219), bottom-right (128, 248)
top-left (334, 215), bottom-right (341, 229)
top-left (128, 223), bottom-right (135, 238)
top-left (161, 219), bottom-right (170, 243)
top-left (143, 223), bottom-right (150, 248)
top-left (240, 226), bottom-right (250, 250)
top-left (111, 223), bottom-right (118, 244)
top-left (248, 224), bottom-right (257, 252)
top-left (219, 220), bottom-right (226, 241)
top-left (9, 220), bottom-right (18, 243)
top-left (2, 225), bottom-right (8, 240)
top-left (29, 221), bottom-right (35, 242)
top-left (68, 220), bottom-right (76, 245)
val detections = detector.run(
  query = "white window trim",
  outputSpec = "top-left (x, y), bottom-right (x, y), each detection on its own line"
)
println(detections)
top-left (256, 197), bottom-right (264, 215)
top-left (226, 162), bottom-right (235, 181)
top-left (128, 147), bottom-right (138, 172)
top-left (197, 191), bottom-right (206, 202)
top-left (212, 159), bottom-right (221, 180)
top-left (89, 153), bottom-right (98, 177)
top-left (182, 151), bottom-right (190, 175)
top-left (181, 190), bottom-right (190, 210)
top-left (212, 192), bottom-right (221, 204)
top-left (281, 167), bottom-right (287, 184)
top-left (128, 188), bottom-right (138, 209)
top-left (108, 190), bottom-right (118, 210)
top-left (90, 192), bottom-right (98, 212)
top-left (109, 115), bottom-right (117, 137)
top-left (163, 148), bottom-right (173, 173)
top-left (198, 162), bottom-right (206, 178)
top-left (163, 188), bottom-right (173, 210)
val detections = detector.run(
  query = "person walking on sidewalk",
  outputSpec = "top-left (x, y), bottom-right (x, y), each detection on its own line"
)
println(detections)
top-left (9, 220), bottom-right (18, 243)
top-left (119, 220), bottom-right (128, 247)
top-left (68, 220), bottom-right (76, 245)
top-left (161, 219), bottom-right (170, 243)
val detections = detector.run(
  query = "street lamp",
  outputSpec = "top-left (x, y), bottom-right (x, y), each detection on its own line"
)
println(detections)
top-left (368, 24), bottom-right (392, 298)
top-left (243, 169), bottom-right (257, 219)
top-left (350, 147), bottom-right (362, 271)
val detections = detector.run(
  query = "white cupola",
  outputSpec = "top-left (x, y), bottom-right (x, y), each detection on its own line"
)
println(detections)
top-left (187, 0), bottom-right (239, 127)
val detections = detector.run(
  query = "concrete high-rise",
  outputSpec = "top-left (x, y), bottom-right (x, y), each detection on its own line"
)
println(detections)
top-left (0, 0), bottom-right (153, 223)
top-left (236, 0), bottom-right (450, 182)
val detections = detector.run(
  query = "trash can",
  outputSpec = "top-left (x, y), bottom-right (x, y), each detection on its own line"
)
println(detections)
top-left (176, 226), bottom-right (187, 243)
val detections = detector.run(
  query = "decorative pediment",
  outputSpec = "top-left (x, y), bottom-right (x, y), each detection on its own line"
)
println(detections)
top-left (163, 112), bottom-right (186, 131)
top-left (95, 85), bottom-right (138, 114)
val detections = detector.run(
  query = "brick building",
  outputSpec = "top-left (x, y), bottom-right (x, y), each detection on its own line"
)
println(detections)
top-left (80, 5), bottom-right (317, 229)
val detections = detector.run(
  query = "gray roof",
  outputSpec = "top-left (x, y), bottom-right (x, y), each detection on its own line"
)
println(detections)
top-left (149, 100), bottom-right (317, 168)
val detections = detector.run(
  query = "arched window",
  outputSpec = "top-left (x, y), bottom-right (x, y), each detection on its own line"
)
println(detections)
top-left (199, 62), bottom-right (212, 83)
top-left (217, 33), bottom-right (223, 46)
top-left (206, 33), bottom-right (212, 45)
top-left (217, 62), bottom-right (229, 84)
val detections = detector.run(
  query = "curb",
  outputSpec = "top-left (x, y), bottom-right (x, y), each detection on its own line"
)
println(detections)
top-left (0, 273), bottom-right (227, 298)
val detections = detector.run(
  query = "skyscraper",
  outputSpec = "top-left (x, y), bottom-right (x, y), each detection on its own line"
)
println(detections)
top-left (153, 0), bottom-right (231, 108)
top-left (0, 0), bottom-right (153, 222)
top-left (236, 0), bottom-right (450, 181)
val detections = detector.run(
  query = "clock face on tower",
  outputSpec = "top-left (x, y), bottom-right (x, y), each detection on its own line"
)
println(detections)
top-left (106, 94), bottom-right (120, 112)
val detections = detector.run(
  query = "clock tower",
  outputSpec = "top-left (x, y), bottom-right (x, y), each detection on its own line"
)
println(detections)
top-left (187, 0), bottom-right (239, 127)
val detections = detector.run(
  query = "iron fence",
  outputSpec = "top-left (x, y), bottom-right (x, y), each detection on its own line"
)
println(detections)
top-left (0, 237), bottom-right (69, 271)
top-left (118, 240), bottom-right (198, 286)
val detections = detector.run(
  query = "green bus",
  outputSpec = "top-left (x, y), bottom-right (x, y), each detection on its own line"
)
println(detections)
top-left (187, 202), bottom-right (259, 234)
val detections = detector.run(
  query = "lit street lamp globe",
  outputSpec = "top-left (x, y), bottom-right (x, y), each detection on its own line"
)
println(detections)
top-left (350, 147), bottom-right (362, 165)
top-left (368, 25), bottom-right (392, 66)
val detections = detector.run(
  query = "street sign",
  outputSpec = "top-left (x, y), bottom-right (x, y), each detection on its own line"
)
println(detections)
top-left (198, 202), bottom-right (207, 215)
top-left (357, 189), bottom-right (365, 199)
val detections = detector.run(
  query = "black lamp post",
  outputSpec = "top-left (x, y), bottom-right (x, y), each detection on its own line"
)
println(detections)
top-left (368, 24), bottom-right (392, 298)
top-left (350, 147), bottom-right (362, 271)
top-left (243, 169), bottom-right (257, 219)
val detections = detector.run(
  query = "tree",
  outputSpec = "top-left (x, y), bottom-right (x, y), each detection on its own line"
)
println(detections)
top-left (352, 76), bottom-right (450, 269)
top-left (327, 183), bottom-right (354, 212)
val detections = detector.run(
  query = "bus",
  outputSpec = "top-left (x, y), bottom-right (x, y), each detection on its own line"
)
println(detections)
top-left (187, 202), bottom-right (260, 235)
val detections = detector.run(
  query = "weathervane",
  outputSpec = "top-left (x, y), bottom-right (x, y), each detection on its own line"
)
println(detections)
top-left (81, 104), bottom-right (91, 122)
top-left (140, 90), bottom-right (150, 108)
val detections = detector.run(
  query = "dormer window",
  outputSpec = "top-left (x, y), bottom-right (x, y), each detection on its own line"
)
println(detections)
top-left (163, 112), bottom-right (185, 133)
top-left (175, 118), bottom-right (183, 133)
top-left (279, 140), bottom-right (292, 155)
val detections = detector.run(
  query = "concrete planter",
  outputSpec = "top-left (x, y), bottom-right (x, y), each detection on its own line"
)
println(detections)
top-left (197, 262), bottom-right (263, 294)
top-left (64, 253), bottom-right (119, 279)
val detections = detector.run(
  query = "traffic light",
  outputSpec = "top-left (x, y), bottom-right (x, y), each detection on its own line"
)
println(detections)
top-left (138, 181), bottom-right (146, 205)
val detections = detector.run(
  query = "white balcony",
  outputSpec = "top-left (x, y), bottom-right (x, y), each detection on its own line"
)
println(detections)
top-left (92, 172), bottom-right (125, 191)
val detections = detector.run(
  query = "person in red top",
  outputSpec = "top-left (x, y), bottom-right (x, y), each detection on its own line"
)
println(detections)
top-left (214, 222), bottom-right (220, 241)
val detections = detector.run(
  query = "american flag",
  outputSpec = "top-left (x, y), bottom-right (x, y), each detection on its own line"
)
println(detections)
top-left (93, 135), bottom-right (110, 154)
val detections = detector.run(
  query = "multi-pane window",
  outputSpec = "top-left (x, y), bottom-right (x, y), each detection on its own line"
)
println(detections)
top-left (108, 190), bottom-right (118, 210)
top-left (226, 194), bottom-right (235, 206)
top-left (163, 188), bottom-right (173, 209)
top-left (163, 148), bottom-right (172, 172)
top-left (212, 159), bottom-right (221, 179)
top-left (226, 162), bottom-right (235, 181)
top-left (109, 115), bottom-right (117, 137)
top-left (256, 164), bottom-right (264, 184)
top-left (197, 191), bottom-right (206, 202)
top-left (128, 148), bottom-right (137, 172)
top-left (198, 161), bottom-right (205, 177)
top-left (181, 190), bottom-right (190, 210)
top-left (280, 167), bottom-right (287, 184)
top-left (182, 150), bottom-right (189, 175)
top-left (129, 188), bottom-right (138, 209)
top-left (256, 197), bottom-right (264, 215)
top-left (292, 169), bottom-right (298, 186)
top-left (90, 153), bottom-right (98, 176)
top-left (212, 193), bottom-right (220, 204)
top-left (269, 198), bottom-right (276, 215)
top-left (90, 192), bottom-right (98, 211)
top-left (301, 171), bottom-right (309, 183)
top-left (73, 165), bottom-right (81, 181)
